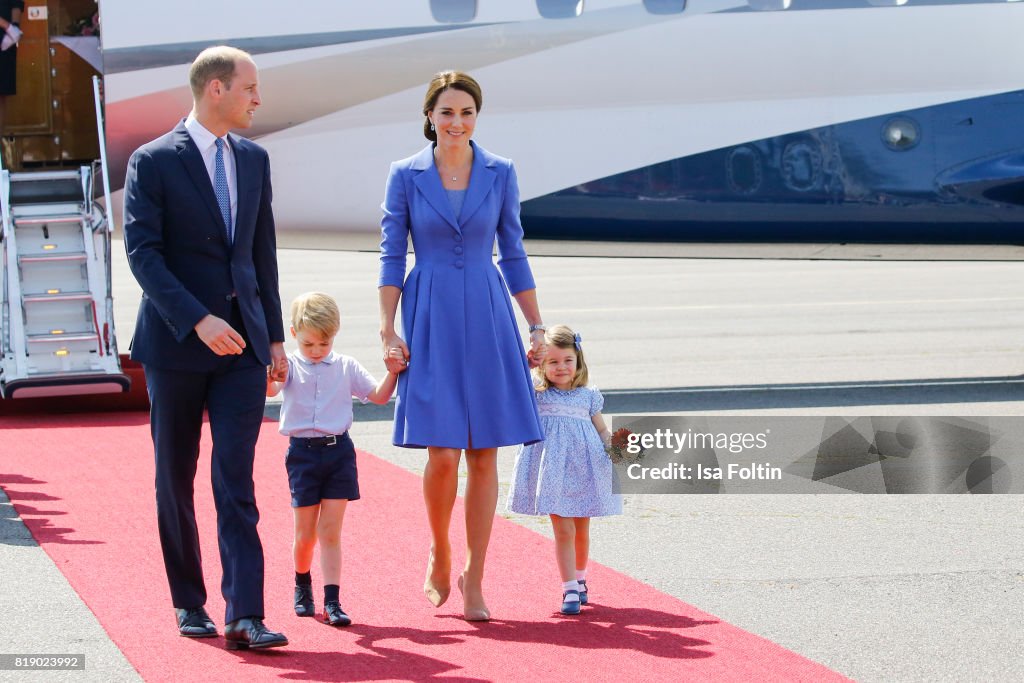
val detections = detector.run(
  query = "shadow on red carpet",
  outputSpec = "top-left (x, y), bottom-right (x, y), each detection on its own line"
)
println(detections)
top-left (0, 413), bottom-right (850, 682)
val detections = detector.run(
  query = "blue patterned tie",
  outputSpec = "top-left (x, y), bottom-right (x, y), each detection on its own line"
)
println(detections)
top-left (214, 138), bottom-right (232, 243)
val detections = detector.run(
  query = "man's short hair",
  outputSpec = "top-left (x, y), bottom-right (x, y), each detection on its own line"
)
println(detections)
top-left (188, 46), bottom-right (253, 100)
top-left (290, 292), bottom-right (341, 339)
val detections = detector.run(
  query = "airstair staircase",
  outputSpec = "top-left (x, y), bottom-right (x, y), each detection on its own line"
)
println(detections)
top-left (0, 76), bottom-right (129, 399)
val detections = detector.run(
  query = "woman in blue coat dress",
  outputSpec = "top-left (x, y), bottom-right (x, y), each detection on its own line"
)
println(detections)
top-left (378, 71), bottom-right (546, 621)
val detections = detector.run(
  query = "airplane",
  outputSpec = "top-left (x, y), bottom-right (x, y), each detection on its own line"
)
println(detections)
top-left (96, 0), bottom-right (1024, 244)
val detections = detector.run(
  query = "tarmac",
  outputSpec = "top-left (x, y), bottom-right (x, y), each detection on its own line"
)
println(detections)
top-left (1, 241), bottom-right (1022, 681)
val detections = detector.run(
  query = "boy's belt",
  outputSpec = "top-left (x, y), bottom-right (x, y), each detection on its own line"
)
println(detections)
top-left (290, 432), bottom-right (347, 447)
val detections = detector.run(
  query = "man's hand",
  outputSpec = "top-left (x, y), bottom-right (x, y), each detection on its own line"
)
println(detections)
top-left (268, 342), bottom-right (287, 381)
top-left (194, 314), bottom-right (245, 355)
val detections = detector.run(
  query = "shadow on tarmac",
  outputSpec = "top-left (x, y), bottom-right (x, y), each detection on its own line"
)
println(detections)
top-left (0, 474), bottom-right (102, 547)
top-left (0, 479), bottom-right (40, 547)
top-left (597, 375), bottom-right (1024, 413)
top-left (267, 375), bottom-right (1024, 423)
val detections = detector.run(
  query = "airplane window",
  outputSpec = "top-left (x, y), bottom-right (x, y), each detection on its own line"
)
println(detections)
top-left (727, 147), bottom-right (762, 194)
top-left (867, 0), bottom-right (908, 6)
top-left (643, 0), bottom-right (685, 14)
top-left (430, 0), bottom-right (477, 23)
top-left (748, 0), bottom-right (791, 9)
top-left (536, 1), bottom-right (584, 19)
top-left (782, 141), bottom-right (822, 191)
top-left (882, 118), bottom-right (920, 151)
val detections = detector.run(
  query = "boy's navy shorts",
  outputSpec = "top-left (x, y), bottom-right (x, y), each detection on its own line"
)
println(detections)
top-left (285, 432), bottom-right (360, 507)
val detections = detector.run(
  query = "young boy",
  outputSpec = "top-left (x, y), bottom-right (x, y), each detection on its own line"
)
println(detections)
top-left (267, 292), bottom-right (405, 626)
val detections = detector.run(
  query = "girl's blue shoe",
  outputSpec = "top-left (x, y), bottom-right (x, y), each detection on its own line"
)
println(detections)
top-left (578, 580), bottom-right (588, 605)
top-left (561, 589), bottom-right (581, 615)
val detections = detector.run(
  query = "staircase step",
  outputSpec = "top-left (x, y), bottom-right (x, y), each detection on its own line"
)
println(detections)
top-left (9, 172), bottom-right (84, 205)
top-left (22, 291), bottom-right (93, 304)
top-left (26, 333), bottom-right (99, 344)
top-left (18, 252), bottom-right (88, 264)
top-left (21, 369), bottom-right (109, 379)
top-left (1, 373), bottom-right (131, 399)
top-left (10, 170), bottom-right (82, 181)
top-left (13, 215), bottom-right (85, 226)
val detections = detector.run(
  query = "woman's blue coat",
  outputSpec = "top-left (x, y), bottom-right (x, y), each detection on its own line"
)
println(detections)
top-left (379, 141), bottom-right (543, 449)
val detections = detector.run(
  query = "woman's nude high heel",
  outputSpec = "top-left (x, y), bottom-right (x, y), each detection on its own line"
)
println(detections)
top-left (458, 573), bottom-right (490, 622)
top-left (423, 549), bottom-right (450, 607)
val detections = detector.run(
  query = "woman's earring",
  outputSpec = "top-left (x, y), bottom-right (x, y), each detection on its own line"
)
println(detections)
top-left (430, 123), bottom-right (435, 131)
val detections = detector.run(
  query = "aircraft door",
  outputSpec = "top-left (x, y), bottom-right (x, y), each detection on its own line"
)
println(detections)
top-left (3, 0), bottom-right (100, 170)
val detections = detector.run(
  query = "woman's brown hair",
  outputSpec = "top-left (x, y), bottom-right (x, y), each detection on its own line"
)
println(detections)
top-left (422, 70), bottom-right (483, 141)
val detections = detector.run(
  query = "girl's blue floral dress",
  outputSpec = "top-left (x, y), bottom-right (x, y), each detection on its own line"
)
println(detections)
top-left (507, 386), bottom-right (622, 517)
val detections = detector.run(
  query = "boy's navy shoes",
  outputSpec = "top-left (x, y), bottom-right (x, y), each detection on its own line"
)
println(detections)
top-left (224, 618), bottom-right (288, 650)
top-left (323, 600), bottom-right (351, 627)
top-left (578, 580), bottom-right (588, 605)
top-left (560, 590), bottom-right (581, 615)
top-left (175, 606), bottom-right (217, 637)
top-left (295, 584), bottom-right (315, 617)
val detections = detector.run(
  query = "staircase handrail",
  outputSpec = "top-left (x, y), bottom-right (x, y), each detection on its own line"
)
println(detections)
top-left (92, 75), bottom-right (114, 235)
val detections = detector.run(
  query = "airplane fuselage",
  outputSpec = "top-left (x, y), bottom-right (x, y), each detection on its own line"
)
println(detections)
top-left (99, 0), bottom-right (1024, 243)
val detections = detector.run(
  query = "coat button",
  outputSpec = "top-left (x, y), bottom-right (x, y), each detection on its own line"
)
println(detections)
top-left (455, 259), bottom-right (464, 269)
top-left (454, 234), bottom-right (463, 242)
top-left (454, 246), bottom-right (463, 255)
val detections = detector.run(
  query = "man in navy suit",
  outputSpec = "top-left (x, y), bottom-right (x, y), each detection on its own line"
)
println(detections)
top-left (124, 46), bottom-right (288, 650)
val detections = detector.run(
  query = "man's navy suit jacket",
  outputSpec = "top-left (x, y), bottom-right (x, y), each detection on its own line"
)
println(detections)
top-left (123, 120), bottom-right (285, 371)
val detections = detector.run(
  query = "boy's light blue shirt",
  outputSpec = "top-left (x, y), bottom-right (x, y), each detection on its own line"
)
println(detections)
top-left (278, 351), bottom-right (377, 437)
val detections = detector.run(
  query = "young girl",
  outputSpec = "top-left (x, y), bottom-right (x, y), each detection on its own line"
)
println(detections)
top-left (507, 324), bottom-right (622, 615)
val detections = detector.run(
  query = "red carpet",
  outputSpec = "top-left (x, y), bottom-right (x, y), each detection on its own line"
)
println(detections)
top-left (0, 414), bottom-right (849, 682)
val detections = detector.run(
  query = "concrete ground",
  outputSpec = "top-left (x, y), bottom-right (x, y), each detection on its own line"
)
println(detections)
top-left (1, 242), bottom-right (1021, 681)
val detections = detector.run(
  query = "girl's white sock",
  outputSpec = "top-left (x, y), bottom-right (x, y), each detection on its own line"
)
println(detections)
top-left (562, 580), bottom-right (580, 601)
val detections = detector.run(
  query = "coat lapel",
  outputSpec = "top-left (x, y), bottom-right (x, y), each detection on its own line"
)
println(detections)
top-left (459, 141), bottom-right (497, 226)
top-left (411, 144), bottom-right (461, 233)
top-left (229, 133), bottom-right (254, 248)
top-left (174, 122), bottom-right (230, 243)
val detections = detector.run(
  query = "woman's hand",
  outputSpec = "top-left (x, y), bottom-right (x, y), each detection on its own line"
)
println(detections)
top-left (382, 330), bottom-right (410, 374)
top-left (527, 329), bottom-right (547, 368)
top-left (510, 289), bottom-right (545, 368)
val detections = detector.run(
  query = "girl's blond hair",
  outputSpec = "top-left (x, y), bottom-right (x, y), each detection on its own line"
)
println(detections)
top-left (534, 324), bottom-right (589, 390)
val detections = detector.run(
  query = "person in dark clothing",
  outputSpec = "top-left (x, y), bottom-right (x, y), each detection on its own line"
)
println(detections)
top-left (0, 1), bottom-right (23, 140)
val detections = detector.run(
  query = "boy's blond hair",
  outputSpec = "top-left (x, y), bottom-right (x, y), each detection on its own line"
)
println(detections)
top-left (290, 292), bottom-right (340, 338)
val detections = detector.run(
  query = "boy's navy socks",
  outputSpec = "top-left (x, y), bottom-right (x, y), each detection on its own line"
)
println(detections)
top-left (324, 584), bottom-right (340, 603)
top-left (296, 571), bottom-right (312, 586)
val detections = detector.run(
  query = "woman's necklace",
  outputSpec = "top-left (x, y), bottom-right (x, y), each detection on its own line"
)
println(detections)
top-left (443, 168), bottom-right (465, 183)
top-left (441, 163), bottom-right (465, 182)
top-left (436, 151), bottom-right (470, 183)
